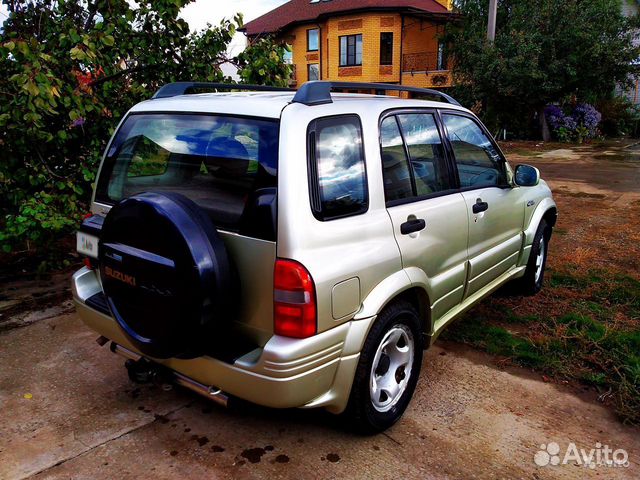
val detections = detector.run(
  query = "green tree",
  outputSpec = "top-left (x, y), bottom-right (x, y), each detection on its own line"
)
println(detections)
top-left (0, 1), bottom-right (290, 258)
top-left (446, 0), bottom-right (640, 138)
top-left (236, 36), bottom-right (293, 87)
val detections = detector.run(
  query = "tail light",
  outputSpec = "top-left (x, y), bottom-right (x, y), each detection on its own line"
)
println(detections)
top-left (274, 259), bottom-right (317, 338)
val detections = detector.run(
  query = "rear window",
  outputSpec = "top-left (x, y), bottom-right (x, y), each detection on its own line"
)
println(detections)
top-left (96, 114), bottom-right (279, 240)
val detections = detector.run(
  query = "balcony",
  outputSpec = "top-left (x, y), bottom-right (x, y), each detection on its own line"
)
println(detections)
top-left (401, 52), bottom-right (452, 88)
top-left (402, 52), bottom-right (447, 73)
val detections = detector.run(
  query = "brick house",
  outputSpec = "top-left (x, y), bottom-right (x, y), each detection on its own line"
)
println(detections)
top-left (240, 0), bottom-right (457, 94)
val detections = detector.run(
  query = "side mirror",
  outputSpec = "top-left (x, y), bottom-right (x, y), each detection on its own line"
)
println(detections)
top-left (515, 164), bottom-right (540, 187)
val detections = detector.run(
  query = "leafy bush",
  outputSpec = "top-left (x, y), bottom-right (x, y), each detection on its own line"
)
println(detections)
top-left (597, 96), bottom-right (640, 137)
top-left (0, 1), bottom-right (291, 261)
top-left (544, 103), bottom-right (602, 142)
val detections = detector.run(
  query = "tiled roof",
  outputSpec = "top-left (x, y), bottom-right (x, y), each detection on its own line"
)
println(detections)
top-left (242, 0), bottom-right (452, 36)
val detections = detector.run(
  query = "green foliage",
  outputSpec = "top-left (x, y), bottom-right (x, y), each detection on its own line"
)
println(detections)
top-left (236, 36), bottom-right (293, 87)
top-left (447, 0), bottom-right (640, 137)
top-left (0, 1), bottom-right (291, 256)
top-left (597, 96), bottom-right (640, 137)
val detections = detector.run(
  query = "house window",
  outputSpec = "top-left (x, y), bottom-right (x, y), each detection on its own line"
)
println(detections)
top-left (437, 41), bottom-right (448, 70)
top-left (308, 63), bottom-right (320, 81)
top-left (339, 34), bottom-right (363, 67)
top-left (380, 32), bottom-right (393, 66)
top-left (307, 28), bottom-right (319, 52)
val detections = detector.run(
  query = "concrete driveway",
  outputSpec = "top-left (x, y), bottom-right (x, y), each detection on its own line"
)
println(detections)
top-left (1, 311), bottom-right (638, 479)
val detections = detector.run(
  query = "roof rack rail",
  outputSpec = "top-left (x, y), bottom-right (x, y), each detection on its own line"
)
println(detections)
top-left (292, 81), bottom-right (462, 107)
top-left (152, 82), bottom-right (294, 99)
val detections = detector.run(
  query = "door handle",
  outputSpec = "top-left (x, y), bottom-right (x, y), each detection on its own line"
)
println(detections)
top-left (401, 218), bottom-right (426, 235)
top-left (473, 199), bottom-right (489, 214)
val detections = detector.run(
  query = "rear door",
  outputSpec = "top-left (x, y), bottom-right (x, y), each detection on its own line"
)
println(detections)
top-left (381, 111), bottom-right (469, 322)
top-left (440, 112), bottom-right (525, 297)
top-left (94, 113), bottom-right (281, 346)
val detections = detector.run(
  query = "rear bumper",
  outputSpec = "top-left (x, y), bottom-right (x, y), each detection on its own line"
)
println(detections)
top-left (72, 267), bottom-right (373, 413)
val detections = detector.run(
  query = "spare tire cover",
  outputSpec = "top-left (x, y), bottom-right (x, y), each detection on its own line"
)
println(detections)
top-left (99, 192), bottom-right (235, 359)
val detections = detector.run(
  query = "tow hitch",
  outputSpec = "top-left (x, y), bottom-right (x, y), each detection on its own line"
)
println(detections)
top-left (124, 357), bottom-right (173, 388)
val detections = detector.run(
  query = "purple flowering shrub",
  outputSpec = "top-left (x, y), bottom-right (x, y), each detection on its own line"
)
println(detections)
top-left (544, 104), bottom-right (602, 142)
top-left (573, 104), bottom-right (602, 138)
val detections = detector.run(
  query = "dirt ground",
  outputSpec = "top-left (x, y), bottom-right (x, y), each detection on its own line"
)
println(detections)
top-left (1, 141), bottom-right (639, 480)
top-left (497, 140), bottom-right (640, 326)
top-left (504, 139), bottom-right (640, 276)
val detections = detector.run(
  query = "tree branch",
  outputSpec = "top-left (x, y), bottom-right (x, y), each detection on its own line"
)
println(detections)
top-left (84, 1), bottom-right (98, 31)
top-left (89, 63), bottom-right (163, 87)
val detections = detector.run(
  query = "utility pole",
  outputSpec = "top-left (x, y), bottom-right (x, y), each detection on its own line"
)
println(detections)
top-left (487, 0), bottom-right (498, 42)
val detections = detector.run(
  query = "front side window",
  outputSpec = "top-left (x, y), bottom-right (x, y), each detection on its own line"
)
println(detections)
top-left (380, 32), bottom-right (394, 66)
top-left (308, 63), bottom-right (320, 81)
top-left (397, 113), bottom-right (452, 195)
top-left (309, 115), bottom-right (368, 220)
top-left (307, 28), bottom-right (319, 51)
top-left (442, 114), bottom-right (507, 188)
top-left (96, 114), bottom-right (279, 239)
top-left (340, 34), bottom-right (363, 66)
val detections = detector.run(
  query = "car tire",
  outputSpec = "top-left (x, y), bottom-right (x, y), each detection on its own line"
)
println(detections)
top-left (344, 299), bottom-right (423, 434)
top-left (513, 219), bottom-right (550, 296)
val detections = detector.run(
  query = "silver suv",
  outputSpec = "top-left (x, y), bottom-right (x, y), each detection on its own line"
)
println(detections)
top-left (73, 81), bottom-right (557, 433)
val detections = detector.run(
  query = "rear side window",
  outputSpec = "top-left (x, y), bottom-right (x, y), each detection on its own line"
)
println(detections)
top-left (380, 112), bottom-right (454, 204)
top-left (308, 115), bottom-right (368, 221)
top-left (380, 116), bottom-right (412, 202)
top-left (441, 114), bottom-right (508, 188)
top-left (96, 114), bottom-right (279, 240)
